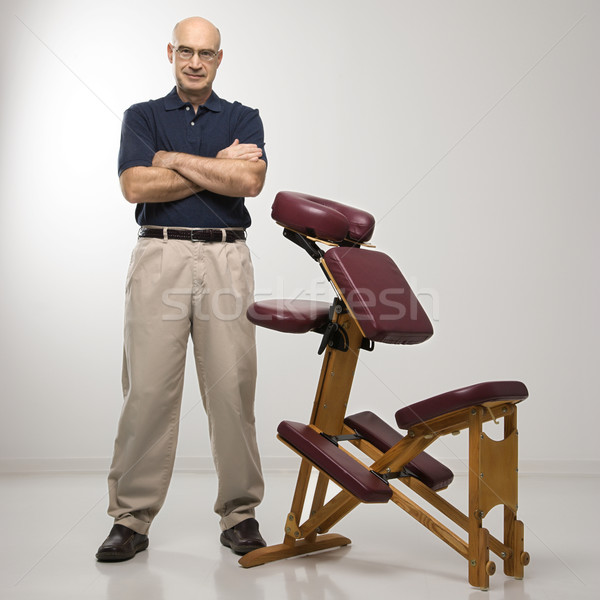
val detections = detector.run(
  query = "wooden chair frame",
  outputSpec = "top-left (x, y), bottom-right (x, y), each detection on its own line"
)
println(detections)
top-left (241, 303), bottom-right (529, 590)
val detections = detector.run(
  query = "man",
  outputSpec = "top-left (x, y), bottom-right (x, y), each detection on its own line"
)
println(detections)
top-left (96, 16), bottom-right (267, 562)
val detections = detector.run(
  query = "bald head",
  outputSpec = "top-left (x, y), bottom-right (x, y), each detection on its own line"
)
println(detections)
top-left (172, 17), bottom-right (221, 50)
top-left (167, 16), bottom-right (224, 108)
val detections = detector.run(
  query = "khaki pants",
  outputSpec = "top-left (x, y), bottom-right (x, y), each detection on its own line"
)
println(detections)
top-left (107, 234), bottom-right (264, 534)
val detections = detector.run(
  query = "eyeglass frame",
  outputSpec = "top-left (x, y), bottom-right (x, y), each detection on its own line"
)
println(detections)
top-left (170, 44), bottom-right (220, 63)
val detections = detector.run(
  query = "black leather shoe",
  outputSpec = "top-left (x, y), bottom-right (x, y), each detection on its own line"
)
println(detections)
top-left (96, 524), bottom-right (149, 562)
top-left (220, 518), bottom-right (266, 555)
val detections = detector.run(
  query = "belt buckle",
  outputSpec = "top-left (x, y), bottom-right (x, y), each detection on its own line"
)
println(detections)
top-left (190, 229), bottom-right (204, 242)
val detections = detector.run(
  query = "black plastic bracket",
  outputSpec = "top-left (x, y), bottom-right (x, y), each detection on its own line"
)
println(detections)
top-left (282, 228), bottom-right (324, 261)
top-left (370, 467), bottom-right (415, 484)
top-left (320, 430), bottom-right (364, 447)
top-left (361, 338), bottom-right (375, 352)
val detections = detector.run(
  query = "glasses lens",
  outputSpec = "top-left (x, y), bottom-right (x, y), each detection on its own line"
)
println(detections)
top-left (176, 48), bottom-right (216, 62)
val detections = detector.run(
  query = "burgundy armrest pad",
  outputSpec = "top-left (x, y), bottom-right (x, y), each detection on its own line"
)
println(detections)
top-left (345, 411), bottom-right (454, 491)
top-left (272, 191), bottom-right (375, 243)
top-left (277, 421), bottom-right (392, 503)
top-left (395, 381), bottom-right (529, 430)
top-left (247, 300), bottom-right (331, 334)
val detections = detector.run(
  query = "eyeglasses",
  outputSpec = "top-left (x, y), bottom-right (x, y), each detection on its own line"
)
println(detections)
top-left (172, 46), bottom-right (219, 63)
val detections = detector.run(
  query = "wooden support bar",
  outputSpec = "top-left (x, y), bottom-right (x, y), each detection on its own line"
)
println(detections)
top-left (310, 313), bottom-right (363, 435)
top-left (403, 477), bottom-right (511, 560)
top-left (390, 487), bottom-right (469, 559)
top-left (289, 458), bottom-right (312, 516)
top-left (310, 471), bottom-right (331, 517)
top-left (239, 533), bottom-right (352, 568)
top-left (306, 472), bottom-right (331, 543)
top-left (369, 435), bottom-right (434, 475)
top-left (300, 490), bottom-right (360, 538)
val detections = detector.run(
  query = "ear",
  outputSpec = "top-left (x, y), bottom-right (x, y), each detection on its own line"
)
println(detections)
top-left (167, 43), bottom-right (174, 64)
top-left (216, 49), bottom-right (223, 68)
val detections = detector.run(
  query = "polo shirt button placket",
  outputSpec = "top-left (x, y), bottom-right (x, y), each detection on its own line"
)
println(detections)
top-left (186, 107), bottom-right (199, 143)
top-left (186, 106), bottom-right (195, 126)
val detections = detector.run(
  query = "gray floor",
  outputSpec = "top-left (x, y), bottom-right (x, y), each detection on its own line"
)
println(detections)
top-left (1, 470), bottom-right (597, 599)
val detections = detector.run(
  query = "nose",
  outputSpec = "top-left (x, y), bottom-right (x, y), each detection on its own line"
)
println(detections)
top-left (188, 53), bottom-right (203, 70)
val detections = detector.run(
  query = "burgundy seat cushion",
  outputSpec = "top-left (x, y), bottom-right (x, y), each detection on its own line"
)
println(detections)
top-left (271, 191), bottom-right (375, 243)
top-left (345, 411), bottom-right (454, 491)
top-left (395, 381), bottom-right (529, 429)
top-left (247, 300), bottom-right (331, 334)
top-left (324, 247), bottom-right (434, 344)
top-left (277, 421), bottom-right (392, 503)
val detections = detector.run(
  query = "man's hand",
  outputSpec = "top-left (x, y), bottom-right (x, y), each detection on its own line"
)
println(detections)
top-left (216, 139), bottom-right (263, 162)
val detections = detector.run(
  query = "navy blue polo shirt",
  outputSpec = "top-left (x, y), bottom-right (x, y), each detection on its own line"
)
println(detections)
top-left (118, 87), bottom-right (267, 228)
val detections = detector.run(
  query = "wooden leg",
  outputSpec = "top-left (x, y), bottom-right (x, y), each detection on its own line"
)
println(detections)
top-left (502, 409), bottom-right (529, 578)
top-left (468, 408), bottom-right (494, 590)
top-left (504, 511), bottom-right (528, 578)
top-left (469, 524), bottom-right (492, 590)
top-left (282, 458), bottom-right (312, 546)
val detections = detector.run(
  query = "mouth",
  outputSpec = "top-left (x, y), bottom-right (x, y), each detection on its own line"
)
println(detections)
top-left (183, 72), bottom-right (205, 80)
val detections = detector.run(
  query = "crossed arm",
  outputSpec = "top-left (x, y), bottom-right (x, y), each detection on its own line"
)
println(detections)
top-left (119, 140), bottom-right (266, 204)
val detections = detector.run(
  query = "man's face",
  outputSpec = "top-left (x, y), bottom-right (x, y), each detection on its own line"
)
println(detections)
top-left (168, 21), bottom-right (222, 102)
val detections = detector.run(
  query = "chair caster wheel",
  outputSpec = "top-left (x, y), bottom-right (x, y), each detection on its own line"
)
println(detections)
top-left (486, 560), bottom-right (496, 576)
top-left (520, 551), bottom-right (530, 566)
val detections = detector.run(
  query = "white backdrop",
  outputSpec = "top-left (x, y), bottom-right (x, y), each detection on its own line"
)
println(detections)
top-left (1, 0), bottom-right (598, 473)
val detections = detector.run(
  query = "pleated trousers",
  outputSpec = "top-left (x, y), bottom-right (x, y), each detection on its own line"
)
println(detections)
top-left (107, 233), bottom-right (264, 534)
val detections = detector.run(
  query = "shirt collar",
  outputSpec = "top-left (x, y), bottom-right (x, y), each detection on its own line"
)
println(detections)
top-left (163, 87), bottom-right (222, 112)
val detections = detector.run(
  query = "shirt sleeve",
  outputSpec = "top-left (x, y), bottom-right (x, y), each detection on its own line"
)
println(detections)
top-left (117, 106), bottom-right (156, 176)
top-left (232, 106), bottom-right (268, 166)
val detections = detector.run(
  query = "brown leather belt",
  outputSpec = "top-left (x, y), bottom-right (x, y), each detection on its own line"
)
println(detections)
top-left (138, 227), bottom-right (246, 243)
